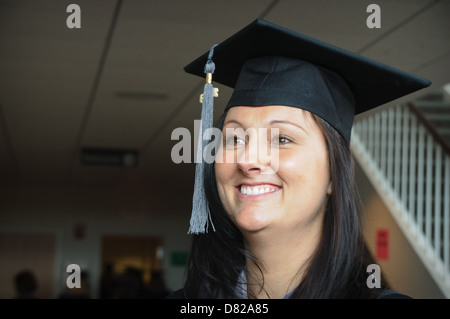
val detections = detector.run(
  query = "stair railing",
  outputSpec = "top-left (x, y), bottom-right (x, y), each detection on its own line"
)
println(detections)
top-left (351, 101), bottom-right (450, 298)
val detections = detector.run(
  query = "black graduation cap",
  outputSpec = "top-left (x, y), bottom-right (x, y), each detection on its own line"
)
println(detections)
top-left (184, 18), bottom-right (431, 234)
top-left (185, 18), bottom-right (431, 144)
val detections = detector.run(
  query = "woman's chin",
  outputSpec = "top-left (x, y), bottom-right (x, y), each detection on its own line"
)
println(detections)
top-left (233, 209), bottom-right (274, 233)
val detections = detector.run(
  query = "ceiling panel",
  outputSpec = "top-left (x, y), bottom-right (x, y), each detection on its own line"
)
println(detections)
top-left (0, 0), bottom-right (116, 185)
top-left (361, 0), bottom-right (450, 77)
top-left (264, 0), bottom-right (435, 52)
top-left (83, 0), bottom-right (274, 148)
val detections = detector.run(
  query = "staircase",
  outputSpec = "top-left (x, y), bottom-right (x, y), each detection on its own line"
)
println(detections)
top-left (351, 87), bottom-right (450, 298)
top-left (413, 88), bottom-right (450, 150)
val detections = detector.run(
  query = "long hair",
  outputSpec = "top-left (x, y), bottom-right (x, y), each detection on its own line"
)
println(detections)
top-left (184, 109), bottom-right (386, 299)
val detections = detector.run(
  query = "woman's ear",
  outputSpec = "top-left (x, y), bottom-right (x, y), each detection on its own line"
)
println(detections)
top-left (327, 181), bottom-right (332, 195)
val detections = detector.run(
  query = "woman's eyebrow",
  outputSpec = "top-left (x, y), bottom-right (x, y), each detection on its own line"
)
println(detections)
top-left (223, 119), bottom-right (243, 127)
top-left (223, 118), bottom-right (309, 134)
top-left (270, 120), bottom-right (309, 134)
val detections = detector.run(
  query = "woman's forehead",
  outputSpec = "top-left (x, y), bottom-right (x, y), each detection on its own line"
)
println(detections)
top-left (224, 105), bottom-right (315, 126)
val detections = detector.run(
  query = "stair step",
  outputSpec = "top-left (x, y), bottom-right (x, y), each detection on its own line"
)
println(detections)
top-left (416, 91), bottom-right (445, 102)
top-left (417, 107), bottom-right (450, 115)
top-left (439, 127), bottom-right (450, 134)
top-left (415, 101), bottom-right (450, 109)
top-left (422, 113), bottom-right (450, 121)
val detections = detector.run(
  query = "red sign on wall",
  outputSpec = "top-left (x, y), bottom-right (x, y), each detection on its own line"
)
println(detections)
top-left (376, 229), bottom-right (389, 260)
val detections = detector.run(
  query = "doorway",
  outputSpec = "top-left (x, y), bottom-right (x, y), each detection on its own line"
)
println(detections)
top-left (99, 235), bottom-right (167, 298)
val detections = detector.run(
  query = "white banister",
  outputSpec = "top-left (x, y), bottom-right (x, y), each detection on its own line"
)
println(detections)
top-left (351, 102), bottom-right (450, 298)
top-left (387, 108), bottom-right (394, 185)
top-left (417, 124), bottom-right (425, 241)
top-left (402, 107), bottom-right (410, 220)
top-left (445, 159), bottom-right (450, 284)
top-left (425, 135), bottom-right (433, 257)
top-left (435, 146), bottom-right (442, 266)
top-left (394, 107), bottom-right (401, 198)
top-left (408, 115), bottom-right (416, 224)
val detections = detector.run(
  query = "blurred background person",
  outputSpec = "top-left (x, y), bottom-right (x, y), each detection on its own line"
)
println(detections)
top-left (13, 269), bottom-right (39, 299)
top-left (144, 270), bottom-right (169, 299)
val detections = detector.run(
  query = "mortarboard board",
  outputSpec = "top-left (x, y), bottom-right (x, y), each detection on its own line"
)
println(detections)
top-left (184, 18), bottom-right (431, 234)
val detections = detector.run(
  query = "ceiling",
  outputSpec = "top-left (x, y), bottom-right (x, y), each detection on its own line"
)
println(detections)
top-left (0, 0), bottom-right (449, 201)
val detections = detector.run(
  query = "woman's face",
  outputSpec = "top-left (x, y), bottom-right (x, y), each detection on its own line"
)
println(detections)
top-left (215, 105), bottom-right (332, 236)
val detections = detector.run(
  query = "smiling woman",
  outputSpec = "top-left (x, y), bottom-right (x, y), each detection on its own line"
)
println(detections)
top-left (216, 106), bottom-right (330, 239)
top-left (215, 106), bottom-right (331, 299)
top-left (166, 19), bottom-right (430, 299)
top-left (188, 106), bottom-right (368, 299)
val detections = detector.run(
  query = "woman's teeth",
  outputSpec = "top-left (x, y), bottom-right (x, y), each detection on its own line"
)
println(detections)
top-left (240, 185), bottom-right (278, 195)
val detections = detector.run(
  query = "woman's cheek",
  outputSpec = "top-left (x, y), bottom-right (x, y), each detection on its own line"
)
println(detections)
top-left (277, 151), bottom-right (304, 176)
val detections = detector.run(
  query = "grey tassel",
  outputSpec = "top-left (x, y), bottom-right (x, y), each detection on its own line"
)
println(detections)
top-left (188, 44), bottom-right (218, 235)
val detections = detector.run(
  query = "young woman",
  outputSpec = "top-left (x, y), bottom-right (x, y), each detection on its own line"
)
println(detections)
top-left (183, 104), bottom-right (385, 299)
top-left (168, 19), bottom-right (430, 299)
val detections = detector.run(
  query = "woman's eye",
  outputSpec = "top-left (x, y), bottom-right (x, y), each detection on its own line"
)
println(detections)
top-left (273, 135), bottom-right (291, 145)
top-left (234, 136), bottom-right (245, 145)
top-left (225, 135), bottom-right (245, 147)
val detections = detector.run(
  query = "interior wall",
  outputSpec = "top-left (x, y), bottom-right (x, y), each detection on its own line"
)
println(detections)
top-left (0, 233), bottom-right (56, 298)
top-left (0, 183), bottom-right (191, 298)
top-left (355, 161), bottom-right (445, 299)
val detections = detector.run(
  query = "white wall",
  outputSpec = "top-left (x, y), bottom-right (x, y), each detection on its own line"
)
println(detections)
top-left (0, 183), bottom-right (191, 298)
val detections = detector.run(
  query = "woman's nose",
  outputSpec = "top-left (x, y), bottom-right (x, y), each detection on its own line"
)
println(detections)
top-left (236, 134), bottom-right (273, 176)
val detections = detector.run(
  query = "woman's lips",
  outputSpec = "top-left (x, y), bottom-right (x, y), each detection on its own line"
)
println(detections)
top-left (236, 184), bottom-right (281, 197)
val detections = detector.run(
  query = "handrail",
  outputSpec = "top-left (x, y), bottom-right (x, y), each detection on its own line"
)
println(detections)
top-left (408, 101), bottom-right (450, 155)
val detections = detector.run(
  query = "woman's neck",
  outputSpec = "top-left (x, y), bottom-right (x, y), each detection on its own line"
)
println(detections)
top-left (243, 224), bottom-right (322, 299)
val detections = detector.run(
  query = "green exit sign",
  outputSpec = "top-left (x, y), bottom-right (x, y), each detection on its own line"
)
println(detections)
top-left (170, 252), bottom-right (188, 266)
